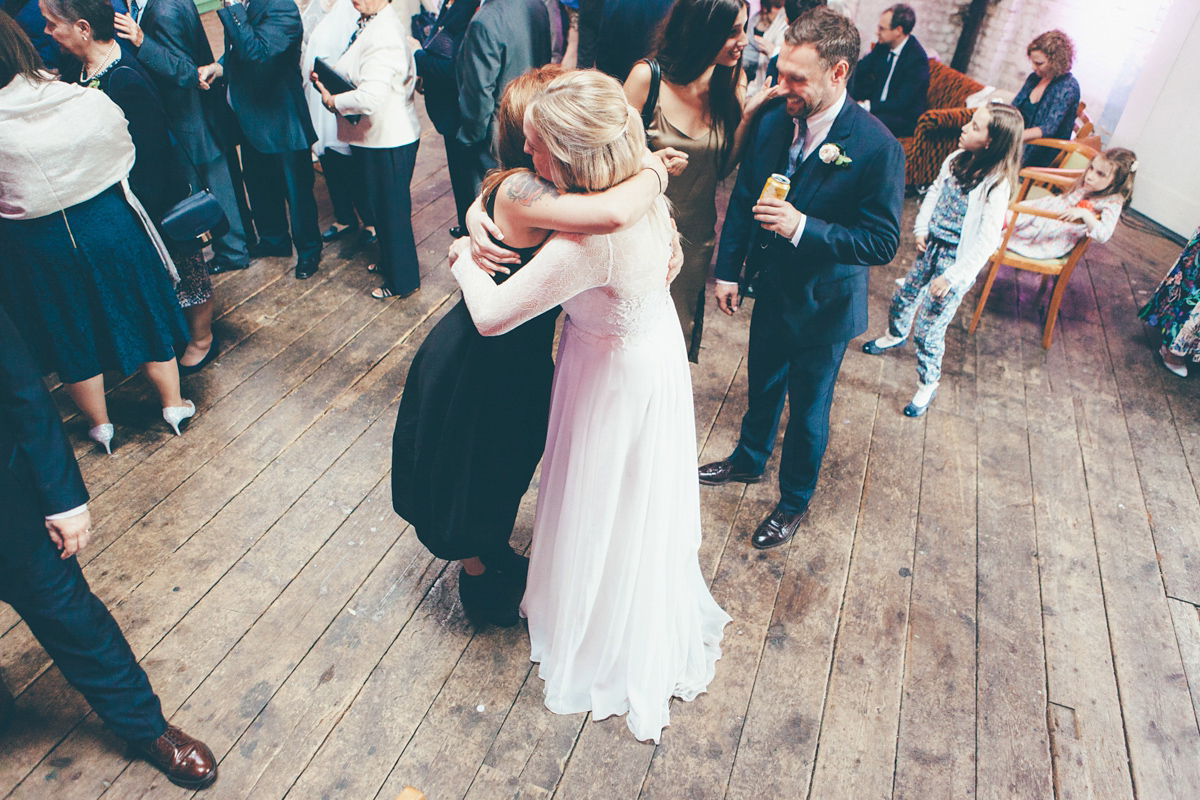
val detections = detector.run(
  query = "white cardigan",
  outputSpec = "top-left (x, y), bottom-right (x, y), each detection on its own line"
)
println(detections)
top-left (914, 150), bottom-right (1012, 290)
top-left (332, 6), bottom-right (421, 149)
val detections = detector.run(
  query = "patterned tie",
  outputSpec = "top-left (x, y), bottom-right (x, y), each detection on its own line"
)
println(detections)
top-left (786, 117), bottom-right (807, 176)
top-left (128, 0), bottom-right (139, 20)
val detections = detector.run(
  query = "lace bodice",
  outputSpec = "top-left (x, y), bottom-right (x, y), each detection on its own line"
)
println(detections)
top-left (452, 201), bottom-right (675, 344)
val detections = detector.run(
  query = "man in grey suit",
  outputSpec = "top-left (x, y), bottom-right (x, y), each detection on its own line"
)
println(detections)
top-left (114, 0), bottom-right (251, 273)
top-left (455, 0), bottom-right (553, 194)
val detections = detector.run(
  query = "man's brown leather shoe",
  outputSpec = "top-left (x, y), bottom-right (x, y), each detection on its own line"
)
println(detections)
top-left (698, 460), bottom-right (763, 486)
top-left (133, 725), bottom-right (217, 790)
top-left (751, 506), bottom-right (808, 550)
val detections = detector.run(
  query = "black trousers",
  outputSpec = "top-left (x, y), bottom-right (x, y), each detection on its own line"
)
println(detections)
top-left (354, 142), bottom-right (421, 295)
top-left (730, 291), bottom-right (848, 514)
top-left (0, 504), bottom-right (166, 742)
top-left (319, 149), bottom-right (375, 230)
top-left (443, 135), bottom-right (477, 229)
top-left (240, 144), bottom-right (323, 262)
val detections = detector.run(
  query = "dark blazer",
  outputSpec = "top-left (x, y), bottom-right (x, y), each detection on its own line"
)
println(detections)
top-left (135, 0), bottom-right (224, 166)
top-left (848, 35), bottom-right (929, 138)
top-left (575, 0), bottom-right (674, 82)
top-left (217, 0), bottom-right (316, 154)
top-left (715, 97), bottom-right (905, 347)
top-left (0, 307), bottom-right (88, 521)
top-left (455, 0), bottom-right (551, 149)
top-left (414, 0), bottom-right (479, 136)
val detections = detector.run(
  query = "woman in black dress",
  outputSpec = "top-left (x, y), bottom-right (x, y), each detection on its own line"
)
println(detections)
top-left (392, 66), bottom-right (672, 627)
top-left (47, 0), bottom-right (218, 375)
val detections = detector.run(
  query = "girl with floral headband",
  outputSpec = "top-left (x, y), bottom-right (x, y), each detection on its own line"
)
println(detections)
top-left (861, 103), bottom-right (1025, 417)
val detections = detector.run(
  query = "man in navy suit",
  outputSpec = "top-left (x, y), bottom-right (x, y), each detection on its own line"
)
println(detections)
top-left (198, 0), bottom-right (323, 279)
top-left (113, 0), bottom-right (252, 272)
top-left (698, 7), bottom-right (904, 549)
top-left (0, 308), bottom-right (216, 789)
top-left (848, 3), bottom-right (929, 138)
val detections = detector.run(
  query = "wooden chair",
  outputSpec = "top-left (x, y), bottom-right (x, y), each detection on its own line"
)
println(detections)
top-left (1021, 139), bottom-right (1097, 200)
top-left (967, 168), bottom-right (1092, 349)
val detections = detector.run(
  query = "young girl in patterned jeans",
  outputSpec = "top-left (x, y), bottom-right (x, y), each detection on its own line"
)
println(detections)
top-left (861, 104), bottom-right (1024, 416)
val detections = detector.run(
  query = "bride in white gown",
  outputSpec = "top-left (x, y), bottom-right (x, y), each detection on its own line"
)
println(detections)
top-left (450, 71), bottom-right (730, 743)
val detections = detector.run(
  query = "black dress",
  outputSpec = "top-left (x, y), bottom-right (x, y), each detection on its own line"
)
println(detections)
top-left (392, 196), bottom-right (558, 563)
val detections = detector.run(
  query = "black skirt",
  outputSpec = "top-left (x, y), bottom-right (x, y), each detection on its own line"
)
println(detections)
top-left (392, 298), bottom-right (558, 561)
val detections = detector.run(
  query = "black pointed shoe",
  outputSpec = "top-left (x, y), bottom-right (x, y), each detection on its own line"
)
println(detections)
top-left (751, 505), bottom-right (808, 550)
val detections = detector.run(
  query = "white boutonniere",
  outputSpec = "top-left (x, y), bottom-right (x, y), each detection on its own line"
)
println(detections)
top-left (819, 143), bottom-right (853, 167)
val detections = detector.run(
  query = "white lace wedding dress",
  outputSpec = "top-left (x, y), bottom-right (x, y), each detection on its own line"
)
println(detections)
top-left (452, 202), bottom-right (730, 742)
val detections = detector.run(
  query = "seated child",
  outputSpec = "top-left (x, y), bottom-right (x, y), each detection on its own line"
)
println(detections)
top-left (861, 103), bottom-right (1025, 417)
top-left (1006, 147), bottom-right (1137, 260)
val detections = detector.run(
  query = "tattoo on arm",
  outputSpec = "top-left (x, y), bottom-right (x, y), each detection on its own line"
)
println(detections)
top-left (506, 172), bottom-right (561, 207)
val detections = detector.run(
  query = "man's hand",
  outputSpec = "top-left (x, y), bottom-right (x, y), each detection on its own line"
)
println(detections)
top-left (197, 62), bottom-right (223, 90)
top-left (929, 275), bottom-right (952, 299)
top-left (915, 233), bottom-right (927, 253)
top-left (114, 12), bottom-right (144, 47)
top-left (46, 509), bottom-right (92, 559)
top-left (715, 282), bottom-right (740, 316)
top-left (753, 196), bottom-right (804, 239)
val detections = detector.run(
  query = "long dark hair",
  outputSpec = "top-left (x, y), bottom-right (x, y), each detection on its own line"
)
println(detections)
top-left (951, 104), bottom-right (1024, 193)
top-left (652, 0), bottom-right (745, 170)
top-left (0, 10), bottom-right (46, 89)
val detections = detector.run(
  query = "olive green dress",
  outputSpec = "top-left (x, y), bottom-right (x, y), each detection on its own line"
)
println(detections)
top-left (646, 104), bottom-right (733, 363)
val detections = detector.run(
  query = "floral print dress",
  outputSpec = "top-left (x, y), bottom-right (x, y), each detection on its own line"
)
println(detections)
top-left (1140, 226), bottom-right (1200, 358)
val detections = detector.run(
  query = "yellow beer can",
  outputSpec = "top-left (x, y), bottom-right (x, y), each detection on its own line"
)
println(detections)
top-left (760, 173), bottom-right (790, 201)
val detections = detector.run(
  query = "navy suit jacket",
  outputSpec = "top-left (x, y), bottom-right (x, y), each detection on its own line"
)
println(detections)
top-left (0, 308), bottom-right (89, 525)
top-left (849, 36), bottom-right (930, 138)
top-left (714, 97), bottom-right (905, 348)
top-left (414, 0), bottom-right (479, 136)
top-left (218, 0), bottom-right (316, 154)
top-left (135, 0), bottom-right (225, 166)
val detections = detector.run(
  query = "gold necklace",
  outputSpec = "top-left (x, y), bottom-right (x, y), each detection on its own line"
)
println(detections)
top-left (81, 40), bottom-right (119, 84)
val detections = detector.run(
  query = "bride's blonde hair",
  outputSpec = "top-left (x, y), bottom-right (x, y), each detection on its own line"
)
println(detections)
top-left (526, 70), bottom-right (645, 193)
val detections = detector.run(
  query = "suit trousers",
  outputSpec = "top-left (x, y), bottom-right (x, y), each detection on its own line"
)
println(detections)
top-left (239, 144), bottom-right (323, 261)
top-left (319, 150), bottom-right (375, 230)
top-left (197, 154), bottom-right (250, 266)
top-left (354, 142), bottom-right (421, 295)
top-left (443, 134), bottom-right (477, 229)
top-left (0, 504), bottom-right (166, 742)
top-left (731, 290), bottom-right (848, 514)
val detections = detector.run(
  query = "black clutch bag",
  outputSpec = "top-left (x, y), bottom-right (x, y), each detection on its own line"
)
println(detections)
top-left (160, 189), bottom-right (229, 255)
top-left (314, 57), bottom-right (361, 125)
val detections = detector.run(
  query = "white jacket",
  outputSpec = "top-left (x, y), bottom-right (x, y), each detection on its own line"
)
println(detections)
top-left (332, 6), bottom-right (421, 149)
top-left (914, 150), bottom-right (1011, 290)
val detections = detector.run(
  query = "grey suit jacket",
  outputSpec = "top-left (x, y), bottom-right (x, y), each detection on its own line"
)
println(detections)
top-left (135, 0), bottom-right (223, 165)
top-left (455, 0), bottom-right (552, 149)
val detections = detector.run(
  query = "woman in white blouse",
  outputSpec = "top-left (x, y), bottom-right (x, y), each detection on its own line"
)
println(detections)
top-left (313, 0), bottom-right (422, 300)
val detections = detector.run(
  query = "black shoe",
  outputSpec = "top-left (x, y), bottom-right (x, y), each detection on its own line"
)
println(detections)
top-left (248, 241), bottom-right (293, 259)
top-left (449, 225), bottom-right (468, 239)
top-left (321, 223), bottom-right (358, 242)
top-left (294, 256), bottom-right (320, 280)
top-left (178, 337), bottom-right (220, 377)
top-left (484, 548), bottom-right (530, 596)
top-left (751, 505), bottom-right (808, 550)
top-left (206, 257), bottom-right (249, 276)
top-left (903, 388), bottom-right (937, 417)
top-left (458, 567), bottom-right (521, 628)
top-left (862, 337), bottom-right (906, 355)
top-left (338, 229), bottom-right (377, 260)
top-left (698, 459), bottom-right (763, 486)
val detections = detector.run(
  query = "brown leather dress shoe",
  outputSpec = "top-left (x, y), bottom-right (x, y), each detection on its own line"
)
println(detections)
top-left (751, 506), bottom-right (808, 550)
top-left (133, 725), bottom-right (218, 790)
top-left (698, 459), bottom-right (763, 486)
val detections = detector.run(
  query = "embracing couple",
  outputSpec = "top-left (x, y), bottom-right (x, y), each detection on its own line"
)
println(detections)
top-left (392, 67), bottom-right (726, 743)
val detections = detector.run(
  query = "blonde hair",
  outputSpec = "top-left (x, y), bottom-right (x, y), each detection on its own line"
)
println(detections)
top-left (526, 70), bottom-right (645, 193)
top-left (1081, 147), bottom-right (1137, 208)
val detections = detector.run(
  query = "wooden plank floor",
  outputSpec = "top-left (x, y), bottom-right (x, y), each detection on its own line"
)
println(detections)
top-left (5, 31), bottom-right (1200, 798)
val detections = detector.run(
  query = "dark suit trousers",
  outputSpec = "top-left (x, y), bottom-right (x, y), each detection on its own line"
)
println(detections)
top-left (731, 291), bottom-right (848, 514)
top-left (240, 144), bottom-right (322, 261)
top-left (354, 142), bottom-right (420, 295)
top-left (444, 134), bottom-right (478, 229)
top-left (0, 505), bottom-right (166, 742)
top-left (319, 150), bottom-right (375, 229)
top-left (197, 154), bottom-right (251, 266)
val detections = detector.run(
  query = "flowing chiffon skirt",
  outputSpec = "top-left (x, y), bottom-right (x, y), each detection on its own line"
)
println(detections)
top-left (521, 298), bottom-right (730, 743)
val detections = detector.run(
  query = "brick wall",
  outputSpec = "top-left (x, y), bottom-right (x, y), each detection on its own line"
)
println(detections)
top-left (843, 0), bottom-right (1175, 140)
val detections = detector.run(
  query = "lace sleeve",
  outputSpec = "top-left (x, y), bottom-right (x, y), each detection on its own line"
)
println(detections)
top-left (452, 232), bottom-right (613, 336)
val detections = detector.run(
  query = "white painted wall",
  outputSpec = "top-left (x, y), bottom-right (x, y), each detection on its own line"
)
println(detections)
top-left (1111, 0), bottom-right (1200, 238)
